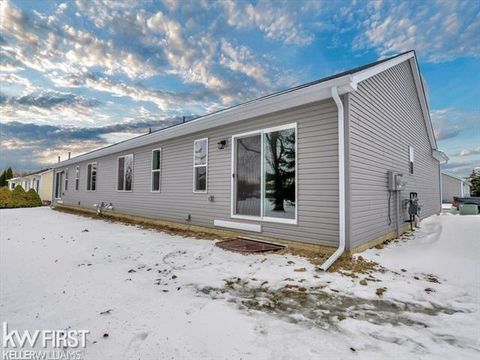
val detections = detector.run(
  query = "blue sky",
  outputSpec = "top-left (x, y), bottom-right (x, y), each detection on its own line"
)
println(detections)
top-left (1, 0), bottom-right (479, 176)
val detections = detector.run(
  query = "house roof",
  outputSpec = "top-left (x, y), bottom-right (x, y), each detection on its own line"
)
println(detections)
top-left (442, 172), bottom-right (471, 185)
top-left (8, 168), bottom-right (52, 181)
top-left (54, 50), bottom-right (438, 168)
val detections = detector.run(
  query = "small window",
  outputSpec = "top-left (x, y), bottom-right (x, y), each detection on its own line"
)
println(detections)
top-left (409, 146), bottom-right (414, 174)
top-left (193, 138), bottom-right (208, 192)
top-left (151, 149), bottom-right (161, 192)
top-left (87, 162), bottom-right (97, 191)
top-left (117, 154), bottom-right (133, 191)
top-left (75, 166), bottom-right (79, 191)
top-left (64, 168), bottom-right (69, 191)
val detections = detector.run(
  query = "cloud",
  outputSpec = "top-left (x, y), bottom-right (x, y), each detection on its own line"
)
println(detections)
top-left (456, 147), bottom-right (480, 157)
top-left (220, 39), bottom-right (271, 87)
top-left (355, 0), bottom-right (480, 62)
top-left (441, 159), bottom-right (480, 177)
top-left (0, 90), bottom-right (103, 126)
top-left (0, 116), bottom-right (187, 171)
top-left (222, 0), bottom-right (314, 46)
top-left (431, 108), bottom-right (479, 141)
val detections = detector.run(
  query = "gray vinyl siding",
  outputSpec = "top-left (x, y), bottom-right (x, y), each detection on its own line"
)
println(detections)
top-left (348, 61), bottom-right (441, 249)
top-left (441, 173), bottom-right (465, 202)
top-left (54, 100), bottom-right (340, 247)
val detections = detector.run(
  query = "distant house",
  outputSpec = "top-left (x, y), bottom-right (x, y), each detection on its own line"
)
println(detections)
top-left (441, 172), bottom-right (471, 203)
top-left (52, 51), bottom-right (447, 269)
top-left (8, 168), bottom-right (54, 203)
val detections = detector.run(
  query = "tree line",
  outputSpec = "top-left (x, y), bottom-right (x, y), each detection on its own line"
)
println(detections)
top-left (0, 168), bottom-right (13, 187)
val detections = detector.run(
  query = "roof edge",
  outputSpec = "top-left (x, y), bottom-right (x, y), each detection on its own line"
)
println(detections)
top-left (53, 51), bottom-right (421, 169)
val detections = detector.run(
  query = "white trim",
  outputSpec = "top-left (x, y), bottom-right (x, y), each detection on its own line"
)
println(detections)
top-left (433, 149), bottom-right (449, 163)
top-left (75, 165), bottom-right (80, 191)
top-left (116, 154), bottom-right (134, 192)
top-left (151, 148), bottom-right (162, 193)
top-left (193, 138), bottom-right (208, 193)
top-left (86, 162), bottom-right (97, 192)
top-left (408, 57), bottom-right (438, 150)
top-left (64, 167), bottom-right (69, 191)
top-left (214, 220), bottom-right (262, 233)
top-left (320, 87), bottom-right (346, 271)
top-left (230, 123), bottom-right (298, 225)
top-left (54, 170), bottom-right (63, 200)
top-left (350, 52), bottom-right (415, 85)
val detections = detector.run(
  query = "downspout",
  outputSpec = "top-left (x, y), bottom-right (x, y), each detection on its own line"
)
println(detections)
top-left (320, 86), bottom-right (346, 271)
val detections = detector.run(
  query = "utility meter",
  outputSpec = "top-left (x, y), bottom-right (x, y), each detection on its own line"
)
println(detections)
top-left (387, 171), bottom-right (406, 191)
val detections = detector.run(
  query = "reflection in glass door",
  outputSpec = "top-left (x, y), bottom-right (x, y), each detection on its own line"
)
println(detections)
top-left (235, 134), bottom-right (261, 216)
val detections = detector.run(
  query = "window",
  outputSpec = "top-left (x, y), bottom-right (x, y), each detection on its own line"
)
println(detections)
top-left (409, 146), bottom-right (414, 174)
top-left (87, 162), bottom-right (97, 191)
top-left (151, 149), bottom-right (161, 192)
top-left (193, 139), bottom-right (208, 192)
top-left (232, 123), bottom-right (296, 223)
top-left (117, 154), bottom-right (133, 191)
top-left (75, 166), bottom-right (79, 190)
top-left (64, 168), bottom-right (69, 191)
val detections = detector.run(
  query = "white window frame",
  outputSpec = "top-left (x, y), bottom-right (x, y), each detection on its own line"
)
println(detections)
top-left (86, 162), bottom-right (97, 192)
top-left (230, 123), bottom-right (298, 225)
top-left (75, 166), bottom-right (80, 191)
top-left (151, 148), bottom-right (162, 193)
top-left (116, 154), bottom-right (134, 192)
top-left (64, 168), bottom-right (69, 191)
top-left (193, 138), bottom-right (208, 193)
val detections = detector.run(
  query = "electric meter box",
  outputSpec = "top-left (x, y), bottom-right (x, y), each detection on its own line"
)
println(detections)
top-left (387, 171), bottom-right (406, 191)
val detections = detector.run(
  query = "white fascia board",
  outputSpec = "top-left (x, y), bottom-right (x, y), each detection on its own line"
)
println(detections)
top-left (350, 52), bottom-right (415, 85)
top-left (54, 75), bottom-right (355, 168)
top-left (408, 58), bottom-right (438, 150)
top-left (433, 150), bottom-right (449, 163)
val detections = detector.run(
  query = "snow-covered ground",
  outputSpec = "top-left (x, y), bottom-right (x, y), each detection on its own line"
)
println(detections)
top-left (1, 208), bottom-right (479, 359)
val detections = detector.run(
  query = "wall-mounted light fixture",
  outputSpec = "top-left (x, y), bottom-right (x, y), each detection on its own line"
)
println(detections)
top-left (217, 139), bottom-right (227, 150)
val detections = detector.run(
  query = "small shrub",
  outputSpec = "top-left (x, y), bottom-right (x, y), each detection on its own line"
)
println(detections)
top-left (25, 189), bottom-right (42, 207)
top-left (0, 187), bottom-right (13, 208)
top-left (0, 186), bottom-right (43, 208)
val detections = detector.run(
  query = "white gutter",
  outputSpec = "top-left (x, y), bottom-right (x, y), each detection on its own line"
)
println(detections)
top-left (320, 86), bottom-right (346, 271)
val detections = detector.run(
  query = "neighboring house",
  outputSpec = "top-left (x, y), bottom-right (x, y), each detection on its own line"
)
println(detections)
top-left (441, 172), bottom-right (471, 203)
top-left (52, 51), bottom-right (447, 268)
top-left (8, 169), bottom-right (54, 203)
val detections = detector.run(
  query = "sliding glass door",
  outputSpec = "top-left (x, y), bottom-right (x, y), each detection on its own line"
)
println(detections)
top-left (233, 124), bottom-right (296, 223)
top-left (235, 134), bottom-right (261, 216)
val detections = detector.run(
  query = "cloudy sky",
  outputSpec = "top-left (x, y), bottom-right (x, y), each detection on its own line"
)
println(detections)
top-left (1, 0), bottom-right (479, 176)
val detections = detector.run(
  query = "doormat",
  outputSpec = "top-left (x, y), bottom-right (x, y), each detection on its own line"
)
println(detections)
top-left (216, 237), bottom-right (285, 253)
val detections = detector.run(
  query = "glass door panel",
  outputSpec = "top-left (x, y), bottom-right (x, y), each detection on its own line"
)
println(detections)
top-left (235, 134), bottom-right (261, 216)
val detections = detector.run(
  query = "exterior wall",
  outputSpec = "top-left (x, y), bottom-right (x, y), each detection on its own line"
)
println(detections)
top-left (347, 61), bottom-right (441, 250)
top-left (39, 171), bottom-right (53, 202)
top-left (441, 173), bottom-right (466, 202)
top-left (53, 100), bottom-right (340, 247)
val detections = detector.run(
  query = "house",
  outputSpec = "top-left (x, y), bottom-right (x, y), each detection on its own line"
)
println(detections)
top-left (441, 172), bottom-right (471, 203)
top-left (51, 50), bottom-right (448, 269)
top-left (8, 168), bottom-right (54, 203)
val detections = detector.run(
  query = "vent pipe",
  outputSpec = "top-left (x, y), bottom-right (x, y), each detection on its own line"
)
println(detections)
top-left (57, 156), bottom-right (60, 163)
top-left (68, 152), bottom-right (71, 159)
